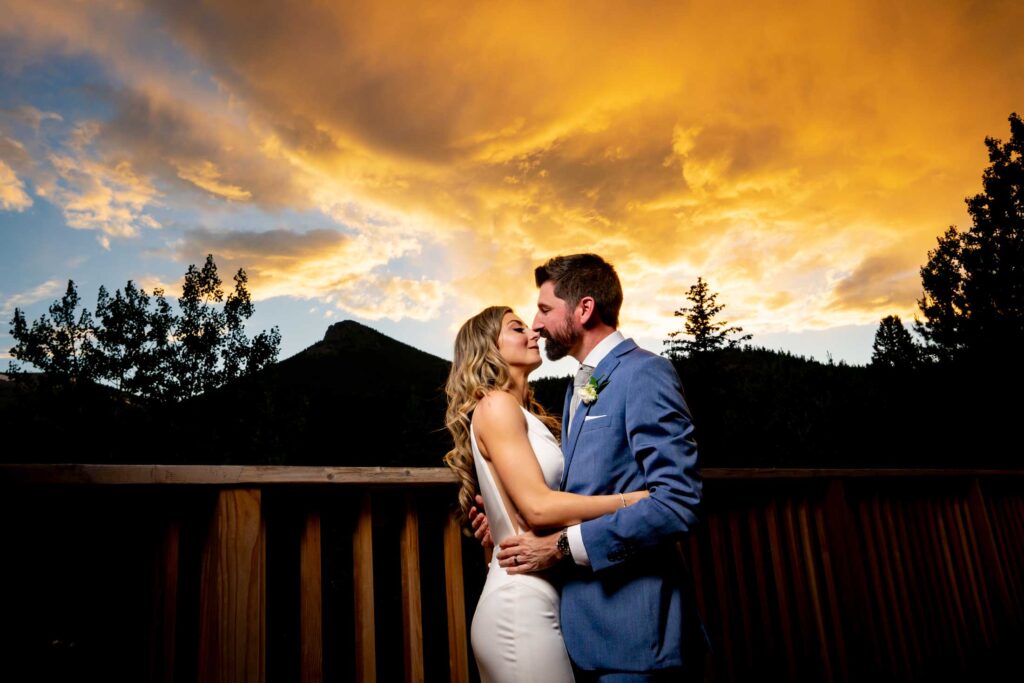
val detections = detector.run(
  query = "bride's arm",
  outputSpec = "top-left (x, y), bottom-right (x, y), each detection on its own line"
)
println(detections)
top-left (474, 391), bottom-right (647, 529)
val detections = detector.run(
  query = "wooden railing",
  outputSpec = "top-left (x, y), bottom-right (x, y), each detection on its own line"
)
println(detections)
top-left (0, 465), bottom-right (469, 683)
top-left (1, 466), bottom-right (1021, 682)
top-left (690, 468), bottom-right (1024, 683)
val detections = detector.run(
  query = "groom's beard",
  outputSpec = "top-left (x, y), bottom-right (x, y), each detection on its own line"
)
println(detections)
top-left (541, 320), bottom-right (581, 361)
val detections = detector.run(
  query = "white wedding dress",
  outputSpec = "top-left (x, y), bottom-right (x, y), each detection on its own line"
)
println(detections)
top-left (469, 406), bottom-right (576, 683)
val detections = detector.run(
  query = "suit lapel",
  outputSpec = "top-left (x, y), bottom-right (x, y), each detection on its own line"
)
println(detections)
top-left (559, 340), bottom-right (634, 489)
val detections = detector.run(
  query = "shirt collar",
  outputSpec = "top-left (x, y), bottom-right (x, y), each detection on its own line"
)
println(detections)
top-left (581, 329), bottom-right (625, 369)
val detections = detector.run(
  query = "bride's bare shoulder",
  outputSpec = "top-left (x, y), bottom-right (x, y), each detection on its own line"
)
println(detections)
top-left (473, 390), bottom-right (526, 431)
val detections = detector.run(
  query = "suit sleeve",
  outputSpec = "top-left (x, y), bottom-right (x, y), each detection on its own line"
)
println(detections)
top-left (578, 355), bottom-right (703, 572)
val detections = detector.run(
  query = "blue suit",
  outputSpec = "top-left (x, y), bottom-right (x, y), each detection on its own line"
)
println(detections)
top-left (559, 338), bottom-right (713, 674)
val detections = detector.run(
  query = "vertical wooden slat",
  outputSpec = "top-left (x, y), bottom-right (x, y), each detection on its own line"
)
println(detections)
top-left (824, 480), bottom-right (879, 677)
top-left (892, 498), bottom-right (935, 666)
top-left (765, 498), bottom-right (799, 682)
top-left (747, 506), bottom-right (776, 663)
top-left (728, 509), bottom-right (754, 672)
top-left (444, 511), bottom-right (470, 683)
top-left (997, 496), bottom-right (1024, 615)
top-left (968, 480), bottom-right (1017, 630)
top-left (917, 496), bottom-right (966, 668)
top-left (927, 496), bottom-right (971, 659)
top-left (880, 497), bottom-right (922, 675)
top-left (951, 495), bottom-right (994, 646)
top-left (782, 497), bottom-right (815, 670)
top-left (798, 497), bottom-right (833, 683)
top-left (198, 488), bottom-right (266, 683)
top-left (149, 517), bottom-right (179, 683)
top-left (401, 494), bottom-right (424, 683)
top-left (872, 496), bottom-right (913, 680)
top-left (813, 500), bottom-right (847, 681)
top-left (708, 513), bottom-right (735, 682)
top-left (353, 492), bottom-right (376, 683)
top-left (858, 495), bottom-right (899, 676)
top-left (910, 496), bottom-right (951, 662)
top-left (938, 495), bottom-right (980, 650)
top-left (300, 508), bottom-right (323, 683)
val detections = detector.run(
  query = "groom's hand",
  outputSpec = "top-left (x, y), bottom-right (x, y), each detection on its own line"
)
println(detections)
top-left (496, 530), bottom-right (560, 574)
top-left (468, 494), bottom-right (493, 551)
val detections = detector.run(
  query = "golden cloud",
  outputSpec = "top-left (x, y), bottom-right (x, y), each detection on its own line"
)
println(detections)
top-left (164, 227), bottom-right (447, 322)
top-left (0, 159), bottom-right (32, 211)
top-left (3, 0), bottom-right (1022, 333)
top-left (173, 159), bottom-right (252, 202)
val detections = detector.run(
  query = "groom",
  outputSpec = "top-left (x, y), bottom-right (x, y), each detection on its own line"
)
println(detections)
top-left (481, 253), bottom-right (712, 682)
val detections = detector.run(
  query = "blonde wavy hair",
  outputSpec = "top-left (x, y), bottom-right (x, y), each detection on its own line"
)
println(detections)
top-left (443, 305), bottom-right (561, 522)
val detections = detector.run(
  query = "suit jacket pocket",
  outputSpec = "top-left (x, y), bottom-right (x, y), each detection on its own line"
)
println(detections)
top-left (580, 414), bottom-right (611, 430)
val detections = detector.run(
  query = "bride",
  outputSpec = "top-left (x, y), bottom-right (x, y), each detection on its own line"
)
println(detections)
top-left (443, 306), bottom-right (648, 683)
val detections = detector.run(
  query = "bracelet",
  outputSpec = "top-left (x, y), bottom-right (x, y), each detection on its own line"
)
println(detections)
top-left (619, 492), bottom-right (627, 508)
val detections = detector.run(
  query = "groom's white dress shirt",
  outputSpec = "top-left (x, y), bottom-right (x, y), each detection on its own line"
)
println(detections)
top-left (566, 329), bottom-right (625, 566)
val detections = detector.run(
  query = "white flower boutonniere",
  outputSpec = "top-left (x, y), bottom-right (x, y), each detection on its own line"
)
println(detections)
top-left (580, 375), bottom-right (610, 405)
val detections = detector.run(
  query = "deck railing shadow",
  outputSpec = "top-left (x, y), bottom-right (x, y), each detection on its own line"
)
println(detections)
top-left (0, 465), bottom-right (1021, 682)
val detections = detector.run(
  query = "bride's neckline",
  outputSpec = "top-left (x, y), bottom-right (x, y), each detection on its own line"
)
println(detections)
top-left (519, 405), bottom-right (544, 426)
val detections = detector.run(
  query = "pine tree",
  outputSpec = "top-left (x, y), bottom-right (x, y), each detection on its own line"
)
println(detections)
top-left (916, 112), bottom-right (1024, 363)
top-left (871, 315), bottom-right (922, 369)
top-left (663, 276), bottom-right (752, 360)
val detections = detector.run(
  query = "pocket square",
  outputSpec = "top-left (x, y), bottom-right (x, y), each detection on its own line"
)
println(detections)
top-left (584, 414), bottom-right (607, 421)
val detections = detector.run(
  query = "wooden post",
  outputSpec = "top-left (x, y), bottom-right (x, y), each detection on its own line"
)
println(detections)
top-left (400, 494), bottom-right (424, 683)
top-left (198, 488), bottom-right (266, 683)
top-left (353, 492), bottom-right (376, 683)
top-left (444, 511), bottom-right (470, 683)
top-left (149, 517), bottom-right (179, 683)
top-left (300, 508), bottom-right (323, 683)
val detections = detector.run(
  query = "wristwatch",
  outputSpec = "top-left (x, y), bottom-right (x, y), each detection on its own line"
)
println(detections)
top-left (557, 528), bottom-right (572, 561)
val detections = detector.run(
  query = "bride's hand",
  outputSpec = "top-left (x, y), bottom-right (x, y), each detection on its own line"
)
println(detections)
top-left (622, 489), bottom-right (650, 506)
top-left (469, 495), bottom-right (494, 551)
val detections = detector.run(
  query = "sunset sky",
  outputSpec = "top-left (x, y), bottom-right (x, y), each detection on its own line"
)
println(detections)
top-left (2, 1), bottom-right (1022, 377)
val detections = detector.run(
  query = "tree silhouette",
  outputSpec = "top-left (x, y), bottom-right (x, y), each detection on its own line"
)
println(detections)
top-left (871, 315), bottom-right (922, 369)
top-left (916, 112), bottom-right (1024, 363)
top-left (93, 280), bottom-right (176, 401)
top-left (7, 254), bottom-right (282, 404)
top-left (663, 276), bottom-right (752, 359)
top-left (8, 280), bottom-right (100, 385)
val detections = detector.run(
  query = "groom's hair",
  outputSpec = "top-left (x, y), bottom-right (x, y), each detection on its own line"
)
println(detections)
top-left (535, 253), bottom-right (622, 328)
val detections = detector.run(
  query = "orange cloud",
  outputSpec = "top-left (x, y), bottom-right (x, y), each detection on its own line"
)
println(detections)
top-left (2, 0), bottom-right (1022, 334)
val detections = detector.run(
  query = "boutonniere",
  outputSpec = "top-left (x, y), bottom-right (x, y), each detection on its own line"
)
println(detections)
top-left (580, 374), bottom-right (610, 405)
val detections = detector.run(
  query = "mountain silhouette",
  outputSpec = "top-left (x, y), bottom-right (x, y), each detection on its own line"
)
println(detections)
top-left (0, 321), bottom-right (455, 467)
top-left (152, 319), bottom-right (454, 466)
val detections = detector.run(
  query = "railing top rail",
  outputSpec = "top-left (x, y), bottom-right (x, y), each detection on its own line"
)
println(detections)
top-left (0, 464), bottom-right (460, 486)
top-left (1, 464), bottom-right (1022, 486)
